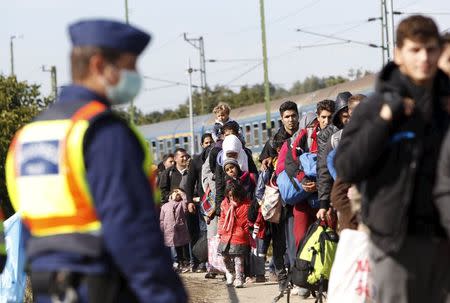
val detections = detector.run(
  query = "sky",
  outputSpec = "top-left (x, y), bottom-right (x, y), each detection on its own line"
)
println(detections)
top-left (2, 0), bottom-right (449, 113)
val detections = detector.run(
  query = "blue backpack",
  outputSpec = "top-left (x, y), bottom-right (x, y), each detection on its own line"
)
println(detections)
top-left (327, 149), bottom-right (337, 181)
top-left (278, 153), bottom-right (318, 206)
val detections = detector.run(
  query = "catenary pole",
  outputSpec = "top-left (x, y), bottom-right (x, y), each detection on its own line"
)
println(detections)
top-left (10, 36), bottom-right (15, 77)
top-left (42, 65), bottom-right (58, 100)
top-left (387, 0), bottom-right (396, 59)
top-left (259, 0), bottom-right (272, 138)
top-left (380, 0), bottom-right (386, 66)
top-left (184, 33), bottom-right (207, 115)
top-left (124, 0), bottom-right (135, 124)
top-left (187, 59), bottom-right (195, 155)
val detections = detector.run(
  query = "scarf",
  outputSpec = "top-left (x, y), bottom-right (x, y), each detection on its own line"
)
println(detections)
top-left (224, 198), bottom-right (238, 232)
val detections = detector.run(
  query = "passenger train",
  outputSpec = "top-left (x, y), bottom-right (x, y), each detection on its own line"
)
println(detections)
top-left (138, 74), bottom-right (376, 162)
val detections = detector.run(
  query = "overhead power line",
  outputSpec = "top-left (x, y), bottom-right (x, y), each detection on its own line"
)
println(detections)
top-left (296, 28), bottom-right (386, 49)
top-left (144, 84), bottom-right (181, 92)
top-left (207, 58), bottom-right (261, 63)
top-left (297, 41), bottom-right (350, 49)
top-left (224, 62), bottom-right (263, 85)
top-left (396, 11), bottom-right (450, 15)
top-left (270, 0), bottom-right (322, 25)
top-left (142, 76), bottom-right (200, 88)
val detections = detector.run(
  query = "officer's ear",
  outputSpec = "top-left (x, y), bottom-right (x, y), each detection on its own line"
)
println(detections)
top-left (89, 53), bottom-right (109, 77)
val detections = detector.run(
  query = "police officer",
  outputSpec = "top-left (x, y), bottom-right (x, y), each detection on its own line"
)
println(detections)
top-left (5, 19), bottom-right (187, 303)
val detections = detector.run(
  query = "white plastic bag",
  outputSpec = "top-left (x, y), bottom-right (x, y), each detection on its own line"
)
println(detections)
top-left (0, 214), bottom-right (26, 303)
top-left (327, 229), bottom-right (376, 303)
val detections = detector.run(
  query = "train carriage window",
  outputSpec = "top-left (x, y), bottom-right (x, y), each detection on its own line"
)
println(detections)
top-left (158, 140), bottom-right (164, 160)
top-left (183, 137), bottom-right (189, 152)
top-left (253, 123), bottom-right (260, 146)
top-left (271, 120), bottom-right (275, 129)
top-left (174, 138), bottom-right (180, 148)
top-left (245, 124), bottom-right (252, 147)
top-left (278, 119), bottom-right (282, 128)
top-left (166, 140), bottom-right (172, 153)
top-left (195, 135), bottom-right (200, 153)
top-left (150, 140), bottom-right (157, 161)
top-left (261, 122), bottom-right (267, 143)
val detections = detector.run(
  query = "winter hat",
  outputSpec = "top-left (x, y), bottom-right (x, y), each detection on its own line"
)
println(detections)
top-left (223, 158), bottom-right (239, 171)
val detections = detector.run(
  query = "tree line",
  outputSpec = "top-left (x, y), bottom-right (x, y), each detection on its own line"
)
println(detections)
top-left (120, 70), bottom-right (371, 125)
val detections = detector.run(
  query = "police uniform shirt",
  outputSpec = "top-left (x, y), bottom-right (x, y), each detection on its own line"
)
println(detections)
top-left (30, 85), bottom-right (187, 302)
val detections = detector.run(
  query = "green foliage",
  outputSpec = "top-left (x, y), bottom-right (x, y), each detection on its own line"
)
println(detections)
top-left (137, 71), bottom-right (368, 125)
top-left (0, 75), bottom-right (51, 217)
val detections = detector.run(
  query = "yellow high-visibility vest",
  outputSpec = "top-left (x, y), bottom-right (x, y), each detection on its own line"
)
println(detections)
top-left (6, 100), bottom-right (157, 238)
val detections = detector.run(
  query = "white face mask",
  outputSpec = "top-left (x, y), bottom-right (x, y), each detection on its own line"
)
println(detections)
top-left (105, 69), bottom-right (142, 105)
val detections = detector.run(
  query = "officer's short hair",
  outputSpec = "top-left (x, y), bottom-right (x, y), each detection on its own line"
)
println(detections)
top-left (71, 46), bottom-right (122, 81)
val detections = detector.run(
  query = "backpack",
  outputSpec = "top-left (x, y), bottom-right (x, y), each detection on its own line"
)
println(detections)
top-left (277, 152), bottom-right (318, 206)
top-left (260, 176), bottom-right (282, 223)
top-left (290, 220), bottom-right (339, 301)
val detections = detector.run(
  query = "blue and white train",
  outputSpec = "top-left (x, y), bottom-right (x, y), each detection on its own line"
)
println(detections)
top-left (139, 74), bottom-right (376, 162)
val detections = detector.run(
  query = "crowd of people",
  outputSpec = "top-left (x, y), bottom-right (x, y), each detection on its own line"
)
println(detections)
top-left (155, 15), bottom-right (450, 302)
top-left (3, 13), bottom-right (450, 303)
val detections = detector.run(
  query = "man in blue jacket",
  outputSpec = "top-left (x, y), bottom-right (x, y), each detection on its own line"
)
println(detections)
top-left (5, 19), bottom-right (187, 303)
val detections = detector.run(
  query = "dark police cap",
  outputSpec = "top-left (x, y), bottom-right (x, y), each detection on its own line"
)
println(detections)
top-left (69, 19), bottom-right (151, 55)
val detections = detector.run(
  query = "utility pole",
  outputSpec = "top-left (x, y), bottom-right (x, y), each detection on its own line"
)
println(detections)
top-left (259, 0), bottom-right (272, 137)
top-left (42, 65), bottom-right (58, 100)
top-left (386, 0), bottom-right (396, 59)
top-left (10, 36), bottom-right (16, 76)
top-left (187, 59), bottom-right (195, 155)
top-left (184, 33), bottom-right (207, 115)
top-left (380, 0), bottom-right (386, 66)
top-left (125, 0), bottom-right (129, 24)
top-left (124, 0), bottom-right (136, 124)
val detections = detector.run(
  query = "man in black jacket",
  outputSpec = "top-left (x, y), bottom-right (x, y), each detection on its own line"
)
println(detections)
top-left (316, 92), bottom-right (350, 220)
top-left (260, 101), bottom-right (299, 170)
top-left (335, 15), bottom-right (450, 303)
top-left (159, 148), bottom-right (189, 203)
top-left (185, 133), bottom-right (213, 206)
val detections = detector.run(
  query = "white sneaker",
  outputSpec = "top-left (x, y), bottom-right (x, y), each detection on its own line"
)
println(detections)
top-left (234, 278), bottom-right (244, 288)
top-left (291, 286), bottom-right (301, 295)
top-left (296, 287), bottom-right (311, 298)
top-left (225, 271), bottom-right (234, 286)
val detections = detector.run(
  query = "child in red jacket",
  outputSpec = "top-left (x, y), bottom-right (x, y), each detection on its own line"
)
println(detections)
top-left (217, 180), bottom-right (251, 288)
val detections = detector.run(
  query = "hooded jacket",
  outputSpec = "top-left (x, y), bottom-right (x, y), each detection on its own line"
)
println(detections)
top-left (159, 192), bottom-right (190, 247)
top-left (335, 62), bottom-right (450, 253)
top-left (218, 197), bottom-right (251, 246)
top-left (317, 92), bottom-right (352, 209)
top-left (331, 91), bottom-right (351, 129)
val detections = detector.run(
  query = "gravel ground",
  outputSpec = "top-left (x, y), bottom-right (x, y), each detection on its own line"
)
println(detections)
top-left (182, 272), bottom-right (319, 303)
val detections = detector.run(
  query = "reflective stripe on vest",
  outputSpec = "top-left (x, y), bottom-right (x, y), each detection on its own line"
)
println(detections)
top-left (5, 101), bottom-right (154, 238)
top-left (0, 209), bottom-right (5, 255)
